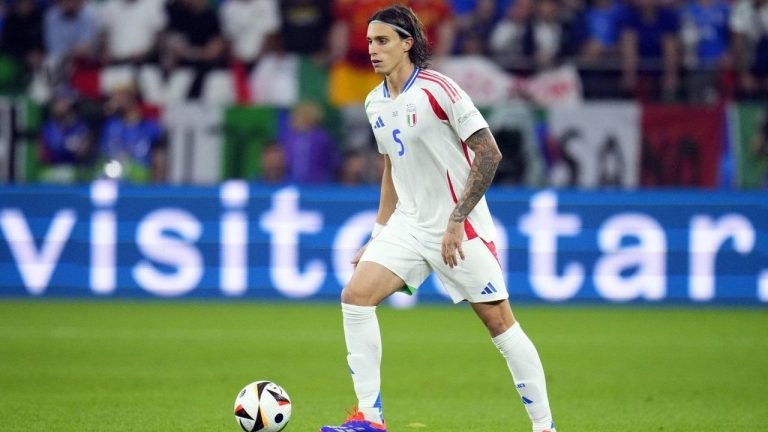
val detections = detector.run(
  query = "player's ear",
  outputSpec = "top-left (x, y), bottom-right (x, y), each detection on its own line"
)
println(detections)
top-left (402, 37), bottom-right (414, 53)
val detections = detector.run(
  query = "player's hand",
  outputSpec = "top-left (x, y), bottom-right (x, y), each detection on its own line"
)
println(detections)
top-left (351, 239), bottom-right (372, 268)
top-left (442, 220), bottom-right (465, 268)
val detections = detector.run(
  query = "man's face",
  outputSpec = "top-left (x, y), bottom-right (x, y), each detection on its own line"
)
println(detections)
top-left (367, 22), bottom-right (413, 75)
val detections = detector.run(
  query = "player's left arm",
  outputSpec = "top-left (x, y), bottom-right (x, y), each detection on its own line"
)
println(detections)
top-left (442, 127), bottom-right (501, 268)
top-left (450, 127), bottom-right (501, 223)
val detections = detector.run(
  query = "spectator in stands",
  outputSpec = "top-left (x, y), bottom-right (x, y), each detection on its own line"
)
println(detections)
top-left (44, 0), bottom-right (99, 67)
top-left (407, 0), bottom-right (456, 58)
top-left (452, 0), bottom-right (514, 22)
top-left (279, 0), bottom-right (333, 58)
top-left (162, 0), bottom-right (226, 98)
top-left (618, 0), bottom-right (682, 101)
top-left (575, 0), bottom-right (627, 98)
top-left (680, 0), bottom-right (730, 67)
top-left (679, 0), bottom-right (732, 103)
top-left (0, 0), bottom-right (45, 74)
top-left (729, 0), bottom-right (768, 97)
top-left (99, 0), bottom-right (167, 65)
top-left (490, 0), bottom-right (573, 71)
top-left (489, 0), bottom-right (534, 67)
top-left (530, 0), bottom-right (572, 70)
top-left (39, 86), bottom-right (93, 167)
top-left (453, 0), bottom-right (496, 55)
top-left (451, 0), bottom-right (479, 16)
top-left (98, 83), bottom-right (167, 182)
top-left (220, 0), bottom-right (279, 104)
top-left (259, 142), bottom-right (287, 184)
top-left (278, 100), bottom-right (340, 184)
top-left (338, 149), bottom-right (367, 185)
top-left (41, 0), bottom-right (99, 99)
top-left (581, 0), bottom-right (625, 61)
top-left (220, 0), bottom-right (279, 68)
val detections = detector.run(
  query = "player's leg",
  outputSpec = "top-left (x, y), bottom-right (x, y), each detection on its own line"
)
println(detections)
top-left (431, 238), bottom-right (556, 432)
top-left (323, 223), bottom-right (430, 432)
top-left (341, 260), bottom-right (405, 306)
top-left (471, 300), bottom-right (555, 432)
top-left (469, 298), bottom-right (516, 336)
top-left (339, 260), bottom-right (404, 428)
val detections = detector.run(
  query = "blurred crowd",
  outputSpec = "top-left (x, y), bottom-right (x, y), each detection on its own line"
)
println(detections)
top-left (0, 0), bottom-right (766, 185)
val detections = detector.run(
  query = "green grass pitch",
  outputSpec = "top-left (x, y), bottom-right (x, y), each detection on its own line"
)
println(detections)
top-left (0, 301), bottom-right (766, 431)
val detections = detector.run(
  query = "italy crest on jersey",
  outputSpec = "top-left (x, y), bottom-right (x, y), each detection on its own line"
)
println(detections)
top-left (406, 104), bottom-right (417, 127)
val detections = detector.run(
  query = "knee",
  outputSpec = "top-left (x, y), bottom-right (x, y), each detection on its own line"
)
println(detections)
top-left (340, 286), bottom-right (355, 305)
top-left (341, 284), bottom-right (375, 306)
top-left (482, 312), bottom-right (517, 337)
top-left (484, 319), bottom-right (513, 337)
top-left (474, 301), bottom-right (517, 337)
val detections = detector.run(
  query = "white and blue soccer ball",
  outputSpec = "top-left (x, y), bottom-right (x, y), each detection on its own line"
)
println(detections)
top-left (234, 381), bottom-right (292, 432)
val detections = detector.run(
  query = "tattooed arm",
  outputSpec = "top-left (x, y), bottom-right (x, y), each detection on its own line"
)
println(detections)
top-left (450, 128), bottom-right (502, 223)
top-left (442, 128), bottom-right (502, 268)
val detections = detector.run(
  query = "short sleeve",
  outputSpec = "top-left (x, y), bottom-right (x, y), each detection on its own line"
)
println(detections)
top-left (450, 90), bottom-right (489, 142)
top-left (427, 74), bottom-right (489, 142)
top-left (364, 89), bottom-right (388, 155)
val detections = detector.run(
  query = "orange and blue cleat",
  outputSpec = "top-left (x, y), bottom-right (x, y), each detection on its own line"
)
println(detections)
top-left (320, 407), bottom-right (387, 432)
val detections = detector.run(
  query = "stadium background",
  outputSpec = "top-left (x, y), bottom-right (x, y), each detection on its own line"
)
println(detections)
top-left (0, 0), bottom-right (766, 431)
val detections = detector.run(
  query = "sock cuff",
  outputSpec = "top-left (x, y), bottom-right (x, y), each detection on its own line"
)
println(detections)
top-left (491, 321), bottom-right (525, 348)
top-left (342, 303), bottom-right (377, 318)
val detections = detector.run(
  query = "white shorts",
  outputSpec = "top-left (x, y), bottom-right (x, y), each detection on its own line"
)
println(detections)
top-left (359, 218), bottom-right (508, 304)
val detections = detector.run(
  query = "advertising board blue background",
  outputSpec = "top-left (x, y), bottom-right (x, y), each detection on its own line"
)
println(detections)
top-left (0, 181), bottom-right (766, 304)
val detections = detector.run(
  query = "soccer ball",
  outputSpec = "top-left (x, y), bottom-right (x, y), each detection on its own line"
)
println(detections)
top-left (234, 381), bottom-right (292, 432)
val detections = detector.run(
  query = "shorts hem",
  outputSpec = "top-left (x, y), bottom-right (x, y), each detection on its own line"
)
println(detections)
top-left (463, 292), bottom-right (509, 304)
top-left (359, 256), bottom-right (419, 295)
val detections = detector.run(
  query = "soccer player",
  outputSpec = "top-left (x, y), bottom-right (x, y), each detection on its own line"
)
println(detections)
top-left (320, 5), bottom-right (556, 432)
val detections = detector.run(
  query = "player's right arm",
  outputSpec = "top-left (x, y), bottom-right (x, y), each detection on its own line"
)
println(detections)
top-left (376, 155), bottom-right (397, 225)
top-left (351, 155), bottom-right (397, 266)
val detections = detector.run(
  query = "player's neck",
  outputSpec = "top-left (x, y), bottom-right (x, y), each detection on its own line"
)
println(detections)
top-left (385, 62), bottom-right (416, 99)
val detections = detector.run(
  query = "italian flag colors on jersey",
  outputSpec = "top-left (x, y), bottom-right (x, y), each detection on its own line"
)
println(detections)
top-left (364, 67), bottom-right (496, 245)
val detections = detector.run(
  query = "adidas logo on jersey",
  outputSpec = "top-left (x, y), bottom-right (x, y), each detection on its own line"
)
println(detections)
top-left (373, 116), bottom-right (385, 129)
top-left (480, 282), bottom-right (498, 295)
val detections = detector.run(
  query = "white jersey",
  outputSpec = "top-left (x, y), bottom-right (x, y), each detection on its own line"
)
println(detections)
top-left (365, 67), bottom-right (496, 244)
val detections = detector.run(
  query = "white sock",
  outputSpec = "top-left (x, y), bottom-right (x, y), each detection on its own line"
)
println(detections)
top-left (492, 322), bottom-right (554, 431)
top-left (342, 303), bottom-right (384, 423)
